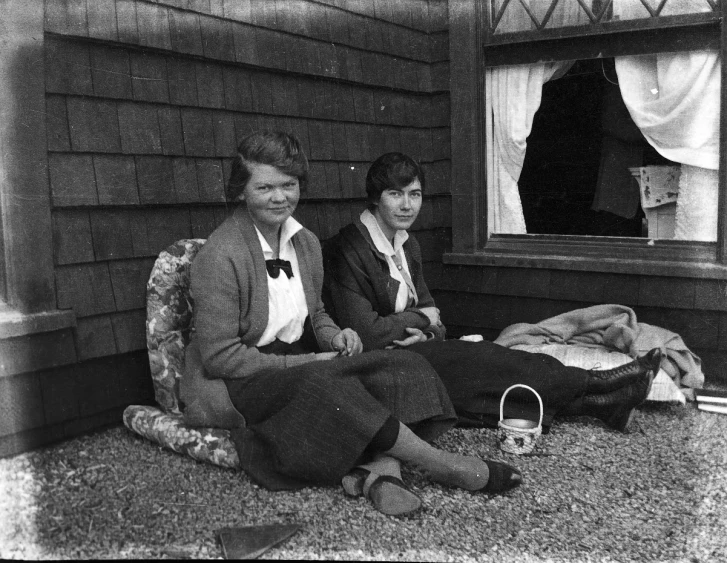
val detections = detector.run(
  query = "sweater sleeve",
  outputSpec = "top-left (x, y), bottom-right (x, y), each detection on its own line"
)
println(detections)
top-left (192, 241), bottom-right (316, 379)
top-left (324, 239), bottom-right (431, 351)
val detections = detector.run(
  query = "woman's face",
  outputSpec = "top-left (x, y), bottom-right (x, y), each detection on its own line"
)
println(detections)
top-left (372, 179), bottom-right (423, 240)
top-left (239, 162), bottom-right (300, 232)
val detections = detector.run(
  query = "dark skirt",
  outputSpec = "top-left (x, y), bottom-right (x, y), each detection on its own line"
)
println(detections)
top-left (407, 340), bottom-right (589, 429)
top-left (225, 347), bottom-right (456, 491)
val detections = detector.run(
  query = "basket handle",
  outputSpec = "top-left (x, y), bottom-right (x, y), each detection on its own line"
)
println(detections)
top-left (499, 384), bottom-right (543, 427)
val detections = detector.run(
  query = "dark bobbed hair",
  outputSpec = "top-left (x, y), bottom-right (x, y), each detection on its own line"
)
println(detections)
top-left (365, 152), bottom-right (425, 209)
top-left (226, 131), bottom-right (309, 202)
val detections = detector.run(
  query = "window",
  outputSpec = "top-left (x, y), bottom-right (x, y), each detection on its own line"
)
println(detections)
top-left (448, 0), bottom-right (727, 273)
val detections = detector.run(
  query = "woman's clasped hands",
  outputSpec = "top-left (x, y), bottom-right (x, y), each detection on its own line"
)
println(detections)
top-left (418, 306), bottom-right (441, 327)
top-left (387, 306), bottom-right (442, 349)
top-left (390, 327), bottom-right (428, 348)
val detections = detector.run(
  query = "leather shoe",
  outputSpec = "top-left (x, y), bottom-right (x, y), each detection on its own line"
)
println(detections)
top-left (587, 348), bottom-right (662, 394)
top-left (582, 368), bottom-right (656, 432)
top-left (342, 468), bottom-right (422, 516)
top-left (480, 460), bottom-right (523, 493)
top-left (342, 467), bottom-right (368, 497)
top-left (363, 474), bottom-right (422, 516)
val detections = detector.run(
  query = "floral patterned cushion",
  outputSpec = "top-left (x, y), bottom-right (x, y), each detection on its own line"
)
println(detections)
top-left (125, 239), bottom-right (241, 470)
top-left (123, 405), bottom-right (239, 469)
top-left (146, 238), bottom-right (206, 414)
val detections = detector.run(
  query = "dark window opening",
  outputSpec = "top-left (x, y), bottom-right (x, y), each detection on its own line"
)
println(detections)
top-left (518, 58), bottom-right (674, 237)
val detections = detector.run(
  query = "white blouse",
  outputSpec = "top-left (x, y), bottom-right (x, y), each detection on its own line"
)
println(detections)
top-left (254, 217), bottom-right (309, 347)
top-left (360, 209), bottom-right (418, 313)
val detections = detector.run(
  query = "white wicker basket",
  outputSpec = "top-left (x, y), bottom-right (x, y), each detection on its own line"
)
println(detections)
top-left (498, 384), bottom-right (543, 455)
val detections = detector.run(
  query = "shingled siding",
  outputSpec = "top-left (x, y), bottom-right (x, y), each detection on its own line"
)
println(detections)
top-left (432, 266), bottom-right (727, 384)
top-left (0, 1), bottom-right (451, 456)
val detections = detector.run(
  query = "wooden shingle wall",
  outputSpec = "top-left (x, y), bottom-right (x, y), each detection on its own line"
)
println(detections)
top-left (0, 0), bottom-right (455, 456)
top-left (46, 0), bottom-right (451, 365)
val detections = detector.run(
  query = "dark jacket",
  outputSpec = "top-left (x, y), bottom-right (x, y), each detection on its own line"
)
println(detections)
top-left (323, 218), bottom-right (446, 351)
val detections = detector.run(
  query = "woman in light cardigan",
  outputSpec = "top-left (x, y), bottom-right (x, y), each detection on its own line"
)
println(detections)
top-left (180, 132), bottom-right (522, 517)
top-left (323, 152), bottom-right (661, 435)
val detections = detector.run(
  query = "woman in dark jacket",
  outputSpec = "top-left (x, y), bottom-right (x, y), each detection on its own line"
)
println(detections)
top-left (181, 133), bottom-right (522, 517)
top-left (323, 152), bottom-right (661, 435)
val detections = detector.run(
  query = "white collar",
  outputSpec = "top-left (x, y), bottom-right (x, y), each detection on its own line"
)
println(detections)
top-left (360, 209), bottom-right (409, 257)
top-left (254, 216), bottom-right (304, 255)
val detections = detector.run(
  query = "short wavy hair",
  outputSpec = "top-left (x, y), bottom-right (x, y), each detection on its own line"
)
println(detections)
top-left (365, 152), bottom-right (425, 209)
top-left (226, 131), bottom-right (309, 202)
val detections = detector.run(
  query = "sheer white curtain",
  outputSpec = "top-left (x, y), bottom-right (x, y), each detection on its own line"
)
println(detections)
top-left (614, 0), bottom-right (721, 241)
top-left (486, 2), bottom-right (587, 234)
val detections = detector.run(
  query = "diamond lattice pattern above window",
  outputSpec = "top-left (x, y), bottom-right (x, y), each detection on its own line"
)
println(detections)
top-left (489, 0), bottom-right (719, 34)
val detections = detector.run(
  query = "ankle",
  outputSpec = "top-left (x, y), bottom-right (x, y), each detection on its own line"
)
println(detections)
top-left (587, 357), bottom-right (652, 394)
top-left (362, 455), bottom-right (402, 480)
top-left (583, 372), bottom-right (652, 408)
top-left (384, 424), bottom-right (490, 490)
top-left (384, 422), bottom-right (434, 462)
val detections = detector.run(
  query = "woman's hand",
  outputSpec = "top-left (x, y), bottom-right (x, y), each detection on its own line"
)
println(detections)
top-left (392, 327), bottom-right (428, 348)
top-left (331, 328), bottom-right (363, 356)
top-left (314, 351), bottom-right (340, 361)
top-left (418, 306), bottom-right (441, 327)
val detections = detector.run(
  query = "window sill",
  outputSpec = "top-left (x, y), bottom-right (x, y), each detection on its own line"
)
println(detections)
top-left (0, 309), bottom-right (77, 340)
top-left (444, 234), bottom-right (727, 279)
top-left (444, 251), bottom-right (727, 280)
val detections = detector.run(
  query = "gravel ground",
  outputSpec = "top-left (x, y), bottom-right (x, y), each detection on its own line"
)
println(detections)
top-left (2, 397), bottom-right (726, 561)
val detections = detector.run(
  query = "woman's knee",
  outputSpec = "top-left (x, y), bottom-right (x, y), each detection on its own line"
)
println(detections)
top-left (294, 364), bottom-right (334, 389)
top-left (377, 349), bottom-right (441, 382)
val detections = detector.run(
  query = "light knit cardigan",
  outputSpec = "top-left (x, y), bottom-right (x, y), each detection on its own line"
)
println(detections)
top-left (181, 206), bottom-right (341, 429)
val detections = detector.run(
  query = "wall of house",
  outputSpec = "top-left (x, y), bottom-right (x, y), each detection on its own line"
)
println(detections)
top-left (0, 0), bottom-right (451, 457)
top-left (9, 1), bottom-right (719, 461)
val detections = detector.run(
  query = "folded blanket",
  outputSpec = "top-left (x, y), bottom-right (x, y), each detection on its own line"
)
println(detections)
top-left (494, 304), bottom-right (704, 391)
